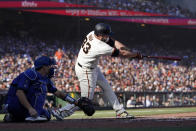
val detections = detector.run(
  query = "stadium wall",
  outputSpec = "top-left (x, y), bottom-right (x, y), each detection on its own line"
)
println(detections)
top-left (1, 92), bottom-right (196, 113)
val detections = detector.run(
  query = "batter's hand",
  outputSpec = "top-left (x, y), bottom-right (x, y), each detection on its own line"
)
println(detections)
top-left (119, 47), bottom-right (130, 56)
top-left (135, 52), bottom-right (143, 59)
top-left (28, 107), bottom-right (38, 117)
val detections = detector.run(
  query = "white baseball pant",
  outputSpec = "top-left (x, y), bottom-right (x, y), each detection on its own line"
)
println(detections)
top-left (75, 63), bottom-right (124, 111)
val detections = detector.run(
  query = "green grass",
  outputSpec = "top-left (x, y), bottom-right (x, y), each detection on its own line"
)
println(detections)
top-left (65, 107), bottom-right (196, 119)
top-left (0, 107), bottom-right (196, 120)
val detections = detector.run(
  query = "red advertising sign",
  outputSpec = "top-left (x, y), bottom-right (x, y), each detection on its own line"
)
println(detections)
top-left (24, 9), bottom-right (166, 17)
top-left (1, 1), bottom-right (195, 27)
top-left (109, 17), bottom-right (196, 26)
top-left (0, 1), bottom-right (92, 8)
top-left (63, 9), bottom-right (165, 16)
top-left (24, 9), bottom-right (196, 26)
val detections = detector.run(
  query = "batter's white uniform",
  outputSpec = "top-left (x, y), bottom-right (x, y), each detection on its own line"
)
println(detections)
top-left (75, 31), bottom-right (124, 111)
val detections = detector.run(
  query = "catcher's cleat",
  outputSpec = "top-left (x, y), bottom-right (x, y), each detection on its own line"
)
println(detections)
top-left (3, 113), bottom-right (14, 122)
top-left (25, 116), bottom-right (48, 122)
top-left (116, 111), bottom-right (135, 119)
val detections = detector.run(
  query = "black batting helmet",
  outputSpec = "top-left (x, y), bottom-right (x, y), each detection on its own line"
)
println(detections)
top-left (94, 23), bottom-right (113, 36)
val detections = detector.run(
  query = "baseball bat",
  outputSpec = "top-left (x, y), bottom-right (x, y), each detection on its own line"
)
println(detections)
top-left (143, 55), bottom-right (182, 61)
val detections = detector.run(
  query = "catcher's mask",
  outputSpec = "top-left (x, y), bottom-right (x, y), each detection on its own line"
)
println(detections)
top-left (34, 56), bottom-right (56, 78)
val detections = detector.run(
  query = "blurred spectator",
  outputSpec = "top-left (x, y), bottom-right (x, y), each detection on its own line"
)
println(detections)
top-left (0, 29), bottom-right (195, 109)
top-left (135, 96), bottom-right (144, 107)
top-left (55, 48), bottom-right (64, 62)
top-left (0, 32), bottom-right (195, 94)
top-left (62, 0), bottom-right (195, 18)
top-left (145, 95), bottom-right (152, 107)
top-left (153, 96), bottom-right (160, 107)
top-left (126, 96), bottom-right (136, 107)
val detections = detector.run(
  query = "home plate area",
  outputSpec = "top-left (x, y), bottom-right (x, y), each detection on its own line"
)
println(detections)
top-left (1, 113), bottom-right (196, 129)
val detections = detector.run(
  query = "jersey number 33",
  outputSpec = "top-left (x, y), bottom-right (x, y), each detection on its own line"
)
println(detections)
top-left (81, 36), bottom-right (92, 54)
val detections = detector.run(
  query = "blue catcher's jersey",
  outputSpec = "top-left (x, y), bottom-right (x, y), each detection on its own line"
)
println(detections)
top-left (6, 68), bottom-right (57, 113)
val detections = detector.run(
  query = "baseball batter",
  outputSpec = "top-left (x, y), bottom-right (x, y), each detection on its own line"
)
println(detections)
top-left (53, 23), bottom-right (143, 119)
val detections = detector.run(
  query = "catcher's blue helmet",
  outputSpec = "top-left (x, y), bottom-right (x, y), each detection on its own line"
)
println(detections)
top-left (34, 56), bottom-right (56, 69)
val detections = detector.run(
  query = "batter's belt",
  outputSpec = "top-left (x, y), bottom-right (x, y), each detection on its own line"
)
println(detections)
top-left (78, 62), bottom-right (94, 70)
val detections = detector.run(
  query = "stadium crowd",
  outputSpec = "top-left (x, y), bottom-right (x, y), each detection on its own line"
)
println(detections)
top-left (0, 34), bottom-right (195, 93)
top-left (59, 0), bottom-right (195, 18)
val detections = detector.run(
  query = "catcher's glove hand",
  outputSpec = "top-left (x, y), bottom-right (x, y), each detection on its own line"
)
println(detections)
top-left (77, 97), bottom-right (95, 116)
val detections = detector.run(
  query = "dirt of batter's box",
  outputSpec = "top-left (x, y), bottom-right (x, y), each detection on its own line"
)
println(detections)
top-left (1, 112), bottom-right (196, 129)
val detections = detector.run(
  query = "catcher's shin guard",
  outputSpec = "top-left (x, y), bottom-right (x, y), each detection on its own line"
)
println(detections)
top-left (52, 104), bottom-right (78, 121)
top-left (51, 109), bottom-right (64, 121)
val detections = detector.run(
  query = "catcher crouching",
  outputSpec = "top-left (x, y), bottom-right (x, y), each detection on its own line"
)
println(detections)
top-left (4, 56), bottom-right (95, 122)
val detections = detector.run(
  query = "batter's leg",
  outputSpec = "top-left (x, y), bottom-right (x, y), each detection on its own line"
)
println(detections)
top-left (96, 68), bottom-right (134, 118)
top-left (96, 67), bottom-right (123, 111)
top-left (75, 65), bottom-right (98, 100)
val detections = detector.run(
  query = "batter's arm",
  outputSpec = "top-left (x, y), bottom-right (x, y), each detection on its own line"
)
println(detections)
top-left (114, 40), bottom-right (126, 49)
top-left (114, 40), bottom-right (139, 58)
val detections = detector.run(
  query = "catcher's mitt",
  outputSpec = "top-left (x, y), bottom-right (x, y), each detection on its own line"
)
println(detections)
top-left (77, 97), bottom-right (95, 116)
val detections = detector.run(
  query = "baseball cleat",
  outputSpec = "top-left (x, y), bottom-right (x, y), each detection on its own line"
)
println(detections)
top-left (51, 109), bottom-right (64, 121)
top-left (25, 116), bottom-right (48, 122)
top-left (116, 111), bottom-right (135, 119)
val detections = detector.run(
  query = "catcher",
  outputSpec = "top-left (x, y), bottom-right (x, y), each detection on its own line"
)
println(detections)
top-left (4, 56), bottom-right (94, 122)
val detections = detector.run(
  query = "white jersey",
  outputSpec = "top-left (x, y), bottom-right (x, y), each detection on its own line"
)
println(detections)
top-left (76, 31), bottom-right (114, 68)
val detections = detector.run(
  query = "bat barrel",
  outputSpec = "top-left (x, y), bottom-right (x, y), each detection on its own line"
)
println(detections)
top-left (143, 55), bottom-right (181, 61)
